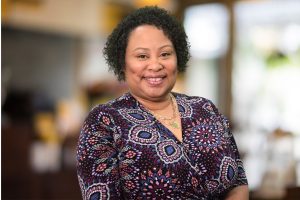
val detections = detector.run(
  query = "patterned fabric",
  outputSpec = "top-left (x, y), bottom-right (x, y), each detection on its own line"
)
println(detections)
top-left (77, 92), bottom-right (248, 200)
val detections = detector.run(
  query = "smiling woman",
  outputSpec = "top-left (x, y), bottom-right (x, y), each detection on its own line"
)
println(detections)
top-left (77, 6), bottom-right (249, 200)
top-left (124, 25), bottom-right (178, 102)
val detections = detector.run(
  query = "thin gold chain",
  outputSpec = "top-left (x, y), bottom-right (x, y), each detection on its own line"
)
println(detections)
top-left (167, 94), bottom-right (180, 129)
top-left (149, 94), bottom-right (176, 121)
top-left (149, 94), bottom-right (180, 129)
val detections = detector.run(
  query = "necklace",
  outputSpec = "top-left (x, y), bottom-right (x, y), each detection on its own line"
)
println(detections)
top-left (148, 94), bottom-right (180, 129)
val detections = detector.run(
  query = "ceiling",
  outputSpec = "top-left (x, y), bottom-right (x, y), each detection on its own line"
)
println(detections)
top-left (1, 0), bottom-right (247, 37)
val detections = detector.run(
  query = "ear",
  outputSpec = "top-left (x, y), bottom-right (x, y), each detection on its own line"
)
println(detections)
top-left (119, 68), bottom-right (126, 81)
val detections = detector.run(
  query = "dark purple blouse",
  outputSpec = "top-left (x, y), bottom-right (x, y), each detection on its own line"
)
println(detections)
top-left (77, 92), bottom-right (247, 200)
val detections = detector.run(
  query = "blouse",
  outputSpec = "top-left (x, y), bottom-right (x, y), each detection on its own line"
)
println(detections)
top-left (77, 92), bottom-right (248, 200)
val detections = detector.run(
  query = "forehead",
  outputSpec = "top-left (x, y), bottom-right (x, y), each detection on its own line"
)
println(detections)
top-left (127, 25), bottom-right (172, 47)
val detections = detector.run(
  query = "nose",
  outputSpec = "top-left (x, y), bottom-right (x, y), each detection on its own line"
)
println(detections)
top-left (148, 59), bottom-right (163, 71)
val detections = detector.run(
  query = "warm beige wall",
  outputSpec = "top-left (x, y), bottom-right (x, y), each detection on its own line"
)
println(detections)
top-left (2, 0), bottom-right (103, 37)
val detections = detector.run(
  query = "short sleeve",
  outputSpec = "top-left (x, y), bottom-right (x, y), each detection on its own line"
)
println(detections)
top-left (77, 106), bottom-right (122, 200)
top-left (209, 100), bottom-right (248, 187)
top-left (222, 115), bottom-right (248, 187)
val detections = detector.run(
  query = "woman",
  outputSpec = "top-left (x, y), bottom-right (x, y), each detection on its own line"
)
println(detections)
top-left (77, 6), bottom-right (248, 200)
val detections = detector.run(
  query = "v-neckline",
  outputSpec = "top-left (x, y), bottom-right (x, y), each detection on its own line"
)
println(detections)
top-left (158, 120), bottom-right (183, 143)
top-left (131, 92), bottom-right (184, 144)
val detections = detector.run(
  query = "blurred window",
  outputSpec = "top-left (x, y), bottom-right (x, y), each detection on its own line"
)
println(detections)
top-left (233, 0), bottom-right (300, 194)
top-left (184, 3), bottom-right (228, 104)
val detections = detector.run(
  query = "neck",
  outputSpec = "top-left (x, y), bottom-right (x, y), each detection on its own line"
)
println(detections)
top-left (131, 93), bottom-right (172, 111)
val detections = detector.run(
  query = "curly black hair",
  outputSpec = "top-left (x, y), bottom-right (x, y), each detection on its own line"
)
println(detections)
top-left (103, 6), bottom-right (190, 81)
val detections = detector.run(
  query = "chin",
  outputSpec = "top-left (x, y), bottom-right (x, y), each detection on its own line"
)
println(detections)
top-left (145, 90), bottom-right (171, 99)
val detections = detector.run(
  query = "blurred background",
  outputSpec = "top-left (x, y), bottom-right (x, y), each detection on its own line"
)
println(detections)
top-left (1, 0), bottom-right (300, 199)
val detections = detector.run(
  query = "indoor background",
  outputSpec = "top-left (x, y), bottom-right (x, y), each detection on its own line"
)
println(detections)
top-left (1, 0), bottom-right (300, 199)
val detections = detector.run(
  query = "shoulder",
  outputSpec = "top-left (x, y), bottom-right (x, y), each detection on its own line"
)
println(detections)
top-left (82, 92), bottom-right (136, 129)
top-left (83, 104), bottom-right (113, 128)
top-left (175, 93), bottom-right (232, 135)
top-left (173, 92), bottom-right (220, 115)
top-left (173, 92), bottom-right (212, 103)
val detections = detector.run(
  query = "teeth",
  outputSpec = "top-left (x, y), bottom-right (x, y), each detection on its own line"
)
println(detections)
top-left (146, 77), bottom-right (163, 84)
top-left (147, 77), bottom-right (162, 82)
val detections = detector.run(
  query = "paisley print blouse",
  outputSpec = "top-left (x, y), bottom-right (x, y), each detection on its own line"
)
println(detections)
top-left (77, 92), bottom-right (248, 200)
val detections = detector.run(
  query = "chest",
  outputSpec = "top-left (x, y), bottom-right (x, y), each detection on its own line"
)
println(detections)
top-left (112, 106), bottom-right (238, 198)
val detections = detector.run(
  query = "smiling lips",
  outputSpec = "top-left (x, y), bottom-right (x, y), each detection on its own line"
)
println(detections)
top-left (144, 76), bottom-right (166, 86)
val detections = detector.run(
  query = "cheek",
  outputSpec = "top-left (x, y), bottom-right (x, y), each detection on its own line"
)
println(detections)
top-left (172, 69), bottom-right (178, 79)
top-left (169, 60), bottom-right (178, 74)
top-left (125, 64), bottom-right (142, 79)
top-left (128, 67), bottom-right (140, 76)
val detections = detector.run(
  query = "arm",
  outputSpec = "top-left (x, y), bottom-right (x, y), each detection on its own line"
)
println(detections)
top-left (222, 116), bottom-right (249, 200)
top-left (208, 100), bottom-right (249, 199)
top-left (225, 185), bottom-right (249, 200)
top-left (77, 107), bottom-right (121, 200)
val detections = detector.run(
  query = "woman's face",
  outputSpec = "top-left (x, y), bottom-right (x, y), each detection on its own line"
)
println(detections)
top-left (124, 25), bottom-right (178, 102)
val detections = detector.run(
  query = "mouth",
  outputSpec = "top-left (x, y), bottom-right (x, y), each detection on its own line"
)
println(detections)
top-left (144, 76), bottom-right (166, 86)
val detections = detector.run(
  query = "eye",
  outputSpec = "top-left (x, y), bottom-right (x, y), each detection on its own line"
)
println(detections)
top-left (137, 54), bottom-right (148, 60)
top-left (160, 51), bottom-right (172, 58)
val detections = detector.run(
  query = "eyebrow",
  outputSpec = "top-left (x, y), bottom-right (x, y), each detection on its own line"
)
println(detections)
top-left (132, 44), bottom-right (174, 52)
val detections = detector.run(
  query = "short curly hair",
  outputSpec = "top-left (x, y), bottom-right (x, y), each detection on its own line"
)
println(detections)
top-left (103, 6), bottom-right (190, 81)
